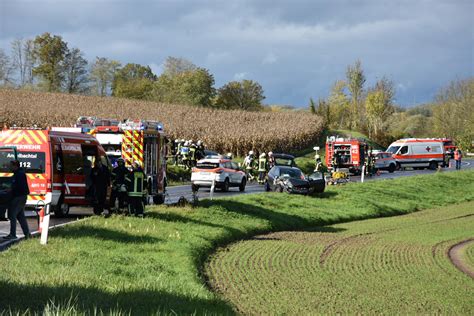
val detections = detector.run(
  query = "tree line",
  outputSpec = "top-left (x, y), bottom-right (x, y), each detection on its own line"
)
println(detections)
top-left (309, 60), bottom-right (473, 150)
top-left (0, 33), bottom-right (265, 111)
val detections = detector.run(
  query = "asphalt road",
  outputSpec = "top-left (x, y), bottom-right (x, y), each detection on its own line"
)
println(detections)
top-left (1, 159), bottom-right (472, 246)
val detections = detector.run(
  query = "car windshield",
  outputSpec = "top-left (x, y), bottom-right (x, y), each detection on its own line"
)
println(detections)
top-left (386, 146), bottom-right (400, 154)
top-left (196, 162), bottom-right (219, 169)
top-left (279, 168), bottom-right (303, 178)
top-left (275, 157), bottom-right (294, 166)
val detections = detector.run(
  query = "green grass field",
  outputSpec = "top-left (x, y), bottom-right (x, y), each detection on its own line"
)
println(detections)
top-left (0, 170), bottom-right (473, 314)
top-left (206, 201), bottom-right (474, 314)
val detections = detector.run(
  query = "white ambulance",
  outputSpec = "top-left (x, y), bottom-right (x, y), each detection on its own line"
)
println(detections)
top-left (386, 138), bottom-right (446, 170)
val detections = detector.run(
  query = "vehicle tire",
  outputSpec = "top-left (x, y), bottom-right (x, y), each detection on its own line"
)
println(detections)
top-left (191, 183), bottom-right (199, 192)
top-left (153, 194), bottom-right (165, 205)
top-left (54, 199), bottom-right (70, 217)
top-left (239, 177), bottom-right (246, 192)
top-left (429, 161), bottom-right (438, 170)
top-left (388, 163), bottom-right (396, 173)
top-left (222, 178), bottom-right (230, 192)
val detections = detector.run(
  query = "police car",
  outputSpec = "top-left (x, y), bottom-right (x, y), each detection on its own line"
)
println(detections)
top-left (191, 158), bottom-right (246, 192)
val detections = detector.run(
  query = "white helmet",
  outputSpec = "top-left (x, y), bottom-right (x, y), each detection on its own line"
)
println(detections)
top-left (197, 140), bottom-right (203, 146)
top-left (249, 150), bottom-right (254, 155)
top-left (180, 139), bottom-right (185, 142)
top-left (226, 152), bottom-right (233, 159)
top-left (260, 153), bottom-right (266, 158)
top-left (268, 151), bottom-right (273, 156)
top-left (184, 141), bottom-right (189, 146)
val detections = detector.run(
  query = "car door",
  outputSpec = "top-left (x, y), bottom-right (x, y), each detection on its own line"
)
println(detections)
top-left (231, 162), bottom-right (242, 183)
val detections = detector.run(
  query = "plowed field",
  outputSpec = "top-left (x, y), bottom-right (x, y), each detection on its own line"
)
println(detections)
top-left (206, 201), bottom-right (474, 314)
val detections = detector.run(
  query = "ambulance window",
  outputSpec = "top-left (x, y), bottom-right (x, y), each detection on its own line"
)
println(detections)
top-left (399, 146), bottom-right (408, 155)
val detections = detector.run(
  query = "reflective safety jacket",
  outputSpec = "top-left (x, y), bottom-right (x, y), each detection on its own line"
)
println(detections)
top-left (127, 169), bottom-right (145, 197)
top-left (454, 150), bottom-right (462, 160)
top-left (258, 157), bottom-right (267, 172)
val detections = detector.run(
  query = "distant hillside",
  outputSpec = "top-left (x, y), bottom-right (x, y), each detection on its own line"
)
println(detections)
top-left (0, 89), bottom-right (324, 155)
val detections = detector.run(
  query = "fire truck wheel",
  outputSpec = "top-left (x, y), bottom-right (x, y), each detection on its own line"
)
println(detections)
top-left (153, 194), bottom-right (165, 205)
top-left (429, 161), bottom-right (438, 170)
top-left (54, 200), bottom-right (70, 217)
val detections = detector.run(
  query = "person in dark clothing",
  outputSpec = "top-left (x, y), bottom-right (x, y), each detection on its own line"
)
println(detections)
top-left (91, 159), bottom-right (111, 215)
top-left (110, 158), bottom-right (129, 212)
top-left (3, 160), bottom-right (31, 240)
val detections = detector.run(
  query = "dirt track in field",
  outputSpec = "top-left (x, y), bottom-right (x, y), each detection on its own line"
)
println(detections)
top-left (448, 238), bottom-right (474, 279)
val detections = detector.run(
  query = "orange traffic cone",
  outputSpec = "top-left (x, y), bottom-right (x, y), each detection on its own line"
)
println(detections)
top-left (38, 207), bottom-right (44, 233)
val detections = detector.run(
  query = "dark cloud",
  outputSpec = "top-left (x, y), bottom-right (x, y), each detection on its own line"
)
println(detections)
top-left (1, 0), bottom-right (473, 106)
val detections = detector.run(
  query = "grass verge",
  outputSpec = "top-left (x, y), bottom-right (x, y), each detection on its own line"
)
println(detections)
top-left (0, 170), bottom-right (473, 314)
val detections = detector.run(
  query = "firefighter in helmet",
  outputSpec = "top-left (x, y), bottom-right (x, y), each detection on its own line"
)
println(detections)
top-left (268, 151), bottom-right (275, 169)
top-left (244, 150), bottom-right (256, 181)
top-left (258, 152), bottom-right (268, 184)
top-left (126, 161), bottom-right (145, 217)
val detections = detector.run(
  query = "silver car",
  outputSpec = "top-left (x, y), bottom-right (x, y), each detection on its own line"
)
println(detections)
top-left (374, 152), bottom-right (397, 173)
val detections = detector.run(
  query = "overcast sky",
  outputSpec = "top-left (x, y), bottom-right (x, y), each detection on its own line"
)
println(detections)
top-left (1, 0), bottom-right (473, 107)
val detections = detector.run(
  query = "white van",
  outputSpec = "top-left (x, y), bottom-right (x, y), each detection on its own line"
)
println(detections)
top-left (386, 138), bottom-right (445, 170)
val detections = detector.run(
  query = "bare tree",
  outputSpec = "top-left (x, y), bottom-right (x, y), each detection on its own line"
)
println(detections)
top-left (0, 48), bottom-right (14, 86)
top-left (63, 47), bottom-right (88, 93)
top-left (11, 38), bottom-right (35, 87)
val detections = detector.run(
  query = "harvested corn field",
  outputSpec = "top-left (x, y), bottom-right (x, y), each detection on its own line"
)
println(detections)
top-left (206, 201), bottom-right (474, 314)
top-left (0, 89), bottom-right (324, 155)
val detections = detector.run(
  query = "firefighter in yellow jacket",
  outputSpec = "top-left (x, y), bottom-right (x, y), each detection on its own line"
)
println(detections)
top-left (126, 161), bottom-right (145, 217)
top-left (258, 152), bottom-right (268, 184)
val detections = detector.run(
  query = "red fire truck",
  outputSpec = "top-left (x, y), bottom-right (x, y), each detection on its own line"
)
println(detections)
top-left (325, 136), bottom-right (367, 174)
top-left (0, 128), bottom-right (111, 216)
top-left (75, 117), bottom-right (168, 205)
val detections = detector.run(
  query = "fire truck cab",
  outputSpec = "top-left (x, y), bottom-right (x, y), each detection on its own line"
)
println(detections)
top-left (0, 128), bottom-right (111, 216)
top-left (76, 117), bottom-right (168, 205)
top-left (325, 136), bottom-right (367, 174)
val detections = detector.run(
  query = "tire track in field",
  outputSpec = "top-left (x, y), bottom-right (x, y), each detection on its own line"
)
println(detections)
top-left (448, 238), bottom-right (474, 279)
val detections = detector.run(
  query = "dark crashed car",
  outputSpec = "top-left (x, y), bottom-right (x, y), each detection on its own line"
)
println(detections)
top-left (265, 165), bottom-right (325, 194)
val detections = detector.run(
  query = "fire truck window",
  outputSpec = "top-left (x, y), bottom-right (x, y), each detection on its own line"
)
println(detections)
top-left (63, 152), bottom-right (84, 175)
top-left (399, 146), bottom-right (409, 155)
top-left (17, 152), bottom-right (46, 173)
